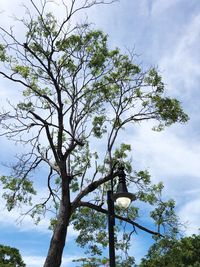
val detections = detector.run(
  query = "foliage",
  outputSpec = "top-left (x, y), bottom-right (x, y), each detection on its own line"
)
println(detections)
top-left (73, 257), bottom-right (108, 267)
top-left (139, 234), bottom-right (200, 267)
top-left (0, 0), bottom-right (188, 266)
top-left (73, 255), bottom-right (135, 267)
top-left (0, 244), bottom-right (26, 267)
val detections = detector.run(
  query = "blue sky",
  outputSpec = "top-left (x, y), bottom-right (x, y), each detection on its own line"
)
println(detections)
top-left (0, 0), bottom-right (200, 266)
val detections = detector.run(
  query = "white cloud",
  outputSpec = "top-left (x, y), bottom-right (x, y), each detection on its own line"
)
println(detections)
top-left (0, 191), bottom-right (78, 238)
top-left (22, 256), bottom-right (45, 267)
top-left (178, 198), bottom-right (200, 235)
top-left (0, 207), bottom-right (78, 239)
top-left (159, 12), bottom-right (200, 97)
top-left (128, 123), bottom-right (200, 179)
top-left (23, 254), bottom-right (80, 267)
top-left (151, 0), bottom-right (181, 16)
top-left (0, 196), bottom-right (51, 234)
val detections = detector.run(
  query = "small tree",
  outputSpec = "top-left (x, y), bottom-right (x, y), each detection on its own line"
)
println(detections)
top-left (0, 1), bottom-right (188, 266)
top-left (0, 244), bottom-right (26, 267)
top-left (139, 234), bottom-right (200, 267)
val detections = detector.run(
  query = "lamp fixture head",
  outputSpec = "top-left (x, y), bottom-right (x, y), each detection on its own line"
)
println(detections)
top-left (113, 166), bottom-right (135, 208)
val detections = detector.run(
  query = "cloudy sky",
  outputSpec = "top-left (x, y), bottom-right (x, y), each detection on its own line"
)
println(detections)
top-left (0, 0), bottom-right (200, 266)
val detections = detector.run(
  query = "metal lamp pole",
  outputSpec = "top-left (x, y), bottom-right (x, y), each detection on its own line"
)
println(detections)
top-left (107, 166), bottom-right (135, 267)
top-left (107, 189), bottom-right (116, 267)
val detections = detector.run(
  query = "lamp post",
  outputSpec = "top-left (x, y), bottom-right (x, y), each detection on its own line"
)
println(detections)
top-left (107, 166), bottom-right (135, 267)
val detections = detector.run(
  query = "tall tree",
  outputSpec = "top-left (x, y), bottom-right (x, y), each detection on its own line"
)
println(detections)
top-left (0, 0), bottom-right (188, 266)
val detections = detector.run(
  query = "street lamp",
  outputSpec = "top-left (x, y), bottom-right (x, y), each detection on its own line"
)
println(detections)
top-left (107, 166), bottom-right (135, 267)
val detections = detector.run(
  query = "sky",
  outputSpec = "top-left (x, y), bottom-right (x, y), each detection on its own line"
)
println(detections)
top-left (0, 0), bottom-right (200, 266)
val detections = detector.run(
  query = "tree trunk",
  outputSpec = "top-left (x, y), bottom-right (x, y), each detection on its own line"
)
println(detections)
top-left (43, 201), bottom-right (71, 267)
top-left (44, 171), bottom-right (71, 267)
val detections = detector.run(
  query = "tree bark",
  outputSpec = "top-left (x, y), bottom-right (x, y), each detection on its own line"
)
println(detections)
top-left (43, 201), bottom-right (71, 267)
top-left (44, 172), bottom-right (71, 267)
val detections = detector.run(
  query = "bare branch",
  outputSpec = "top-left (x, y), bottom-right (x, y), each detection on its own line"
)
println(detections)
top-left (78, 201), bottom-right (163, 237)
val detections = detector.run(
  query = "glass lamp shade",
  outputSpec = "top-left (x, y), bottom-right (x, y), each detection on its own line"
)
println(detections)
top-left (113, 192), bottom-right (135, 209)
top-left (116, 196), bottom-right (131, 208)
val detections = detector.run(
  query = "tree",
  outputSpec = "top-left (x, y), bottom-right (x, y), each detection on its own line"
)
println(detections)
top-left (0, 0), bottom-right (188, 266)
top-left (139, 234), bottom-right (200, 267)
top-left (0, 244), bottom-right (26, 267)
